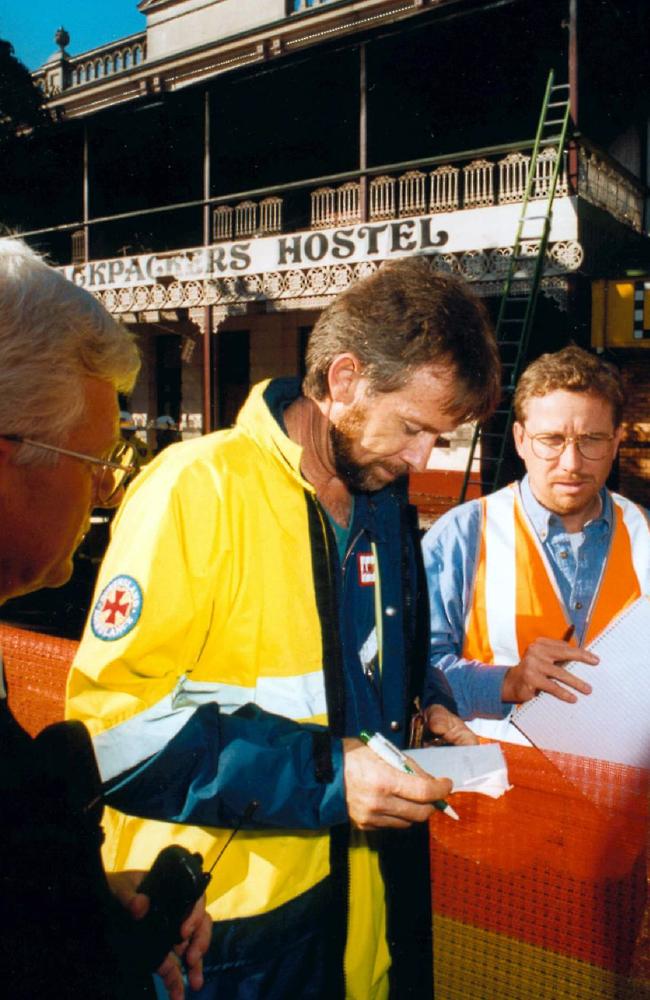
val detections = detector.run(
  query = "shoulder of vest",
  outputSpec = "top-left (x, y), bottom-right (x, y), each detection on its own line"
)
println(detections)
top-left (609, 490), bottom-right (650, 527)
top-left (482, 483), bottom-right (517, 509)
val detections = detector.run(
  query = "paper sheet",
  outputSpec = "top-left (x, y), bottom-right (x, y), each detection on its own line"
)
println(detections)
top-left (512, 595), bottom-right (650, 768)
top-left (407, 743), bottom-right (511, 798)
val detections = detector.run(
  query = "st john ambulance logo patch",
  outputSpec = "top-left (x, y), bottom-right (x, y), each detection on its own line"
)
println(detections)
top-left (91, 575), bottom-right (143, 641)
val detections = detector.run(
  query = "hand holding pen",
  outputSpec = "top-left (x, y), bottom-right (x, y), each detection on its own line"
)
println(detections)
top-left (360, 731), bottom-right (459, 820)
top-left (500, 623), bottom-right (599, 705)
top-left (341, 733), bottom-right (454, 831)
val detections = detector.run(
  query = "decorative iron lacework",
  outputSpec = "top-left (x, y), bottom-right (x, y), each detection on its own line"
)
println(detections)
top-left (92, 243), bottom-right (580, 317)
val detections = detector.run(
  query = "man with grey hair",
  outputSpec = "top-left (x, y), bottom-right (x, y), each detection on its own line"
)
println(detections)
top-left (68, 256), bottom-right (500, 1000)
top-left (0, 237), bottom-right (210, 999)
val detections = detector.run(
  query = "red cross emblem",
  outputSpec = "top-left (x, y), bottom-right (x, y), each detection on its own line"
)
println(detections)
top-left (101, 589), bottom-right (130, 625)
top-left (91, 575), bottom-right (142, 641)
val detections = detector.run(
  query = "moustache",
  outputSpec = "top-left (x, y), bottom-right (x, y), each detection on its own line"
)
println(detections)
top-left (551, 477), bottom-right (593, 485)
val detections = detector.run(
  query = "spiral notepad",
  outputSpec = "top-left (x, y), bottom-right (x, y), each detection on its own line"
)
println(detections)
top-left (512, 596), bottom-right (650, 768)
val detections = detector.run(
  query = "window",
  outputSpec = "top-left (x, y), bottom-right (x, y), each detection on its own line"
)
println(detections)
top-left (290, 0), bottom-right (331, 13)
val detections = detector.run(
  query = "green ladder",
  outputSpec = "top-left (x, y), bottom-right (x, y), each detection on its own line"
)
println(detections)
top-left (458, 70), bottom-right (572, 504)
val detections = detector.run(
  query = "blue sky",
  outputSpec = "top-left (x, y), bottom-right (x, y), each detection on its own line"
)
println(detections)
top-left (1, 1), bottom-right (145, 70)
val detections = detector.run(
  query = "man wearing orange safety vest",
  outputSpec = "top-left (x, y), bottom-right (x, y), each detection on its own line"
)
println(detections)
top-left (421, 345), bottom-right (650, 743)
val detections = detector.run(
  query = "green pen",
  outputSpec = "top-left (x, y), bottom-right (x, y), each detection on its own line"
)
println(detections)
top-left (359, 730), bottom-right (459, 821)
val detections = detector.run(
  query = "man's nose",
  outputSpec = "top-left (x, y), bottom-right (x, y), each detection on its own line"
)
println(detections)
top-left (402, 434), bottom-right (438, 472)
top-left (99, 484), bottom-right (125, 509)
top-left (91, 469), bottom-right (125, 509)
top-left (559, 439), bottom-right (583, 471)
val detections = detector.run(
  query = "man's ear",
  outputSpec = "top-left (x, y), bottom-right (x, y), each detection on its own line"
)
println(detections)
top-left (612, 424), bottom-right (624, 459)
top-left (512, 421), bottom-right (526, 460)
top-left (327, 353), bottom-right (363, 404)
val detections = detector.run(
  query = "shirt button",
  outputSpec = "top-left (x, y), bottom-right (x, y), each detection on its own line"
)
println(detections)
top-left (390, 721), bottom-right (401, 732)
top-left (575, 602), bottom-right (583, 610)
top-left (560, 550), bottom-right (568, 559)
top-left (385, 606), bottom-right (397, 617)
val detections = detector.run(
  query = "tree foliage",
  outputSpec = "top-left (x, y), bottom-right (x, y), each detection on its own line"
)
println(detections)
top-left (0, 39), bottom-right (46, 142)
top-left (0, 40), bottom-right (51, 235)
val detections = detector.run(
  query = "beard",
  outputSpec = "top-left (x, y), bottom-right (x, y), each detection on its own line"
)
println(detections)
top-left (329, 404), bottom-right (408, 493)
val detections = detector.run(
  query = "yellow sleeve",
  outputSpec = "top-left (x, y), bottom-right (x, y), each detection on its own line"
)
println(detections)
top-left (66, 450), bottom-right (229, 736)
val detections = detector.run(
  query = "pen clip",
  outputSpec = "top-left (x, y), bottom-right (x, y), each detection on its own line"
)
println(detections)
top-left (562, 625), bottom-right (575, 643)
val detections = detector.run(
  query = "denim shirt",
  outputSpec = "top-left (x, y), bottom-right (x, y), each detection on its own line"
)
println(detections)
top-left (421, 475), bottom-right (615, 721)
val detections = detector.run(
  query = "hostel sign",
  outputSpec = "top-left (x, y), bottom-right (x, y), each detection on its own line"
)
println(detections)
top-left (64, 217), bottom-right (447, 290)
top-left (63, 201), bottom-right (577, 291)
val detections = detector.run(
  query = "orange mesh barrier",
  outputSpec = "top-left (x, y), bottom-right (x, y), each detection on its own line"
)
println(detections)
top-left (430, 744), bottom-right (650, 999)
top-left (1, 622), bottom-right (78, 736)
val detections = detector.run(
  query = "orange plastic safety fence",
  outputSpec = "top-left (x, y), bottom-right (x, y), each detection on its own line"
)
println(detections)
top-left (430, 744), bottom-right (650, 999)
top-left (1, 622), bottom-right (77, 736)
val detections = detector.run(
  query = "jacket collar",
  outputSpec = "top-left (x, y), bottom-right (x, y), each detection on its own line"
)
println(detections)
top-left (236, 379), bottom-right (409, 529)
top-left (236, 378), bottom-right (314, 492)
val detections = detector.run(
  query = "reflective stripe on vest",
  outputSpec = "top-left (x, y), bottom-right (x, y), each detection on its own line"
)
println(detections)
top-left (463, 484), bottom-right (650, 666)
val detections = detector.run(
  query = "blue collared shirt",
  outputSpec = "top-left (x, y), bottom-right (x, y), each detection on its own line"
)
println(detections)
top-left (421, 476), bottom-right (616, 721)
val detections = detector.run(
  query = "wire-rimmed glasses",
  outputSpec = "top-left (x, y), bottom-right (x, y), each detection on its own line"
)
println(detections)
top-left (1, 435), bottom-right (138, 504)
top-left (524, 430), bottom-right (616, 461)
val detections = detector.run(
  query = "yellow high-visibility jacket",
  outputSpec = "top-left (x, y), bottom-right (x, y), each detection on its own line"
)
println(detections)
top-left (67, 379), bottom-right (435, 999)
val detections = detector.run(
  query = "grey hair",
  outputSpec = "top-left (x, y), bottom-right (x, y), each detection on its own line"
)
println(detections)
top-left (0, 238), bottom-right (140, 464)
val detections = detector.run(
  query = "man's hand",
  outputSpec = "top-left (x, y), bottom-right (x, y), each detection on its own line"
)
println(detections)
top-left (342, 738), bottom-right (452, 830)
top-left (107, 870), bottom-right (212, 1000)
top-left (423, 704), bottom-right (478, 746)
top-left (501, 637), bottom-right (598, 704)
top-left (157, 897), bottom-right (212, 1000)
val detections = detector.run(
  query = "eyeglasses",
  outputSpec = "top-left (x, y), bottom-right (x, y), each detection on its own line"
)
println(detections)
top-left (524, 430), bottom-right (616, 461)
top-left (1, 435), bottom-right (138, 504)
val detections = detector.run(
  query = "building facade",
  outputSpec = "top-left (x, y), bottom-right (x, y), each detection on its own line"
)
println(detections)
top-left (8, 0), bottom-right (650, 505)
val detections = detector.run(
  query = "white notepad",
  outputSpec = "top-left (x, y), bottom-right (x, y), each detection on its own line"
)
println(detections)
top-left (407, 743), bottom-right (511, 798)
top-left (512, 595), bottom-right (650, 768)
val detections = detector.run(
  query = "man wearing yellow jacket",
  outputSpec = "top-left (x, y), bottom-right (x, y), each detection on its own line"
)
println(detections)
top-left (422, 345), bottom-right (650, 744)
top-left (67, 257), bottom-right (500, 999)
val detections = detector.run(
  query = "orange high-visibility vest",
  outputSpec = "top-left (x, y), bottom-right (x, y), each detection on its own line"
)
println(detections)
top-left (463, 483), bottom-right (650, 667)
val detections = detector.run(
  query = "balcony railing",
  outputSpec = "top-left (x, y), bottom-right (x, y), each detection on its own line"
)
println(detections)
top-left (18, 137), bottom-right (641, 264)
top-left (213, 197), bottom-right (284, 241)
top-left (579, 144), bottom-right (644, 232)
top-left (209, 145), bottom-right (571, 244)
top-left (71, 40), bottom-right (146, 87)
top-left (202, 140), bottom-right (646, 256)
top-left (33, 33), bottom-right (147, 95)
top-left (307, 146), bottom-right (569, 230)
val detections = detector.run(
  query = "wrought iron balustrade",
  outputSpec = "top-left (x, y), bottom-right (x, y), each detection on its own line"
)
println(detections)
top-left (213, 197), bottom-right (284, 241)
top-left (579, 145), bottom-right (644, 231)
top-left (399, 171), bottom-right (427, 217)
top-left (369, 175), bottom-right (396, 220)
top-left (307, 146), bottom-right (570, 228)
top-left (58, 138), bottom-right (642, 265)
